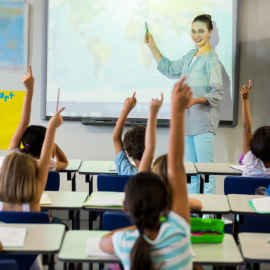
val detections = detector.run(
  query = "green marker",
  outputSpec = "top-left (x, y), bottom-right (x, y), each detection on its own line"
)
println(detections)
top-left (145, 22), bottom-right (148, 33)
top-left (157, 120), bottom-right (165, 124)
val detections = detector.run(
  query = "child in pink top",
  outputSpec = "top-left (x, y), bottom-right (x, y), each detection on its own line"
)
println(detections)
top-left (240, 80), bottom-right (270, 177)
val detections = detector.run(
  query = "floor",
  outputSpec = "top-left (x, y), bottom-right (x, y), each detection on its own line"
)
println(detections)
top-left (48, 216), bottom-right (270, 270)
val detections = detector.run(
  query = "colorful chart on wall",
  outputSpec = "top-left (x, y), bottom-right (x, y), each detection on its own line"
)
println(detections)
top-left (0, 91), bottom-right (25, 150)
top-left (0, 1), bottom-right (29, 73)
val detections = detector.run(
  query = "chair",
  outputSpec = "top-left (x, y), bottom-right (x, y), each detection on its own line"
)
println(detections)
top-left (45, 171), bottom-right (60, 191)
top-left (103, 212), bottom-right (132, 231)
top-left (0, 212), bottom-right (49, 270)
top-left (102, 212), bottom-right (131, 270)
top-left (0, 260), bottom-right (18, 270)
top-left (224, 176), bottom-right (270, 233)
top-left (97, 175), bottom-right (132, 192)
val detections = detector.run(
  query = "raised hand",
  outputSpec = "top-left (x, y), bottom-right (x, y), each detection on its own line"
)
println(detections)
top-left (22, 65), bottom-right (34, 92)
top-left (144, 32), bottom-right (154, 46)
top-left (149, 93), bottom-right (163, 116)
top-left (123, 92), bottom-right (137, 113)
top-left (172, 76), bottom-right (193, 113)
top-left (240, 80), bottom-right (252, 101)
top-left (49, 108), bottom-right (65, 129)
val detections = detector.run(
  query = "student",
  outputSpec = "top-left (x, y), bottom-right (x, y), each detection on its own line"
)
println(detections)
top-left (136, 96), bottom-right (202, 212)
top-left (0, 108), bottom-right (65, 270)
top-left (113, 93), bottom-right (146, 175)
top-left (6, 65), bottom-right (68, 172)
top-left (100, 77), bottom-right (193, 270)
top-left (152, 154), bottom-right (203, 211)
top-left (241, 80), bottom-right (270, 177)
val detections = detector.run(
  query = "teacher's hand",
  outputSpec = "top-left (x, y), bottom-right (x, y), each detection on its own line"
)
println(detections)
top-left (144, 32), bottom-right (155, 46)
top-left (187, 98), bottom-right (196, 109)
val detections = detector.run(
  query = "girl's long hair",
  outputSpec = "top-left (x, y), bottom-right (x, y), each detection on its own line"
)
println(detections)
top-left (124, 172), bottom-right (168, 270)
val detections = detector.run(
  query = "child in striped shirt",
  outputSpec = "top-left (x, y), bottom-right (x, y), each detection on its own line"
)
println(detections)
top-left (100, 77), bottom-right (193, 270)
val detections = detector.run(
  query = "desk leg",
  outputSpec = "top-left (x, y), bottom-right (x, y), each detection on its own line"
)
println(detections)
top-left (89, 211), bottom-right (94, 230)
top-left (88, 263), bottom-right (93, 270)
top-left (48, 254), bottom-right (54, 270)
top-left (74, 210), bottom-right (80, 230)
top-left (71, 172), bottom-right (76, 191)
top-left (99, 263), bottom-right (105, 270)
top-left (199, 175), bottom-right (204, 194)
top-left (70, 210), bottom-right (75, 230)
top-left (215, 214), bottom-right (222, 219)
top-left (89, 175), bottom-right (93, 195)
top-left (233, 214), bottom-right (239, 242)
top-left (187, 175), bottom-right (191, 184)
top-left (254, 263), bottom-right (260, 270)
top-left (68, 263), bottom-right (75, 270)
top-left (205, 174), bottom-right (209, 183)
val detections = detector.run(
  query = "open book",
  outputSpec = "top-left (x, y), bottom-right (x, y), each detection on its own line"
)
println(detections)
top-left (40, 194), bottom-right (52, 205)
top-left (0, 227), bottom-right (27, 247)
top-left (248, 196), bottom-right (270, 213)
top-left (84, 192), bottom-right (125, 207)
top-left (230, 165), bottom-right (244, 172)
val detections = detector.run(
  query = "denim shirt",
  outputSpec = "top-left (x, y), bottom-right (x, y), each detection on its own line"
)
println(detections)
top-left (157, 49), bottom-right (224, 136)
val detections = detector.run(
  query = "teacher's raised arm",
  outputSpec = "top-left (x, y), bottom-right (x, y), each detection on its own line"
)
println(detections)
top-left (144, 32), bottom-right (164, 64)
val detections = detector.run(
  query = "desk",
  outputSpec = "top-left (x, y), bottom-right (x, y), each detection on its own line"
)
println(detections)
top-left (84, 192), bottom-right (230, 216)
top-left (193, 234), bottom-right (243, 266)
top-left (239, 233), bottom-right (270, 269)
top-left (58, 231), bottom-right (243, 269)
top-left (189, 194), bottom-right (230, 217)
top-left (79, 161), bottom-right (197, 196)
top-left (60, 159), bottom-right (82, 191)
top-left (194, 163), bottom-right (242, 194)
top-left (227, 194), bottom-right (270, 240)
top-left (1, 223), bottom-right (65, 270)
top-left (80, 161), bottom-right (197, 230)
top-left (41, 191), bottom-right (88, 230)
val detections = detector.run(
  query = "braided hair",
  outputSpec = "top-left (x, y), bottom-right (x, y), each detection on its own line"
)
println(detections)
top-left (124, 172), bottom-right (168, 270)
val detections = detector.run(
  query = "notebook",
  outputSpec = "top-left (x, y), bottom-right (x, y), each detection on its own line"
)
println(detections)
top-left (230, 165), bottom-right (244, 172)
top-left (84, 192), bottom-right (125, 207)
top-left (248, 196), bottom-right (270, 213)
top-left (86, 238), bottom-right (118, 258)
top-left (40, 194), bottom-right (52, 205)
top-left (109, 162), bottom-right (117, 171)
top-left (0, 227), bottom-right (27, 247)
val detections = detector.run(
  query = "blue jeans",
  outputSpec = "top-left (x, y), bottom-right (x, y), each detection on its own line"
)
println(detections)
top-left (185, 132), bottom-right (215, 194)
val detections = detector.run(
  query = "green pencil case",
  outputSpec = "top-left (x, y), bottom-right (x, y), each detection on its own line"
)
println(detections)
top-left (190, 218), bottom-right (225, 243)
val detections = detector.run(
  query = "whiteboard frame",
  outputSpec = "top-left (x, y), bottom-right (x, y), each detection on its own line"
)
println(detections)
top-left (41, 0), bottom-right (242, 127)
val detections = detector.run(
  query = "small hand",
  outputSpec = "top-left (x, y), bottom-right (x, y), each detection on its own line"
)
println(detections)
top-left (187, 98), bottom-right (196, 109)
top-left (123, 92), bottom-right (137, 113)
top-left (240, 80), bottom-right (252, 101)
top-left (49, 108), bottom-right (65, 129)
top-left (172, 76), bottom-right (193, 113)
top-left (149, 93), bottom-right (163, 116)
top-left (22, 65), bottom-right (34, 91)
top-left (144, 32), bottom-right (154, 45)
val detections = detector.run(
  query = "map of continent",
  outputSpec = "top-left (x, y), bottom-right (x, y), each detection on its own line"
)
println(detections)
top-left (0, 1), bottom-right (29, 73)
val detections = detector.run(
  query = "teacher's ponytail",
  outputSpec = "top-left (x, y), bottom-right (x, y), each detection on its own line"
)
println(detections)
top-left (193, 14), bottom-right (213, 32)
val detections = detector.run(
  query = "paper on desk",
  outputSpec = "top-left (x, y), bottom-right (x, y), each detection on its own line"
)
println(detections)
top-left (40, 194), bottom-right (52, 205)
top-left (109, 162), bottom-right (117, 171)
top-left (84, 192), bottom-right (125, 207)
top-left (0, 227), bottom-right (27, 247)
top-left (230, 165), bottom-right (244, 172)
top-left (86, 238), bottom-right (117, 258)
top-left (250, 196), bottom-right (270, 212)
top-left (0, 156), bottom-right (5, 168)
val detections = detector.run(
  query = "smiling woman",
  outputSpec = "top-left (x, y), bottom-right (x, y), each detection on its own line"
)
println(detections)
top-left (145, 14), bottom-right (224, 195)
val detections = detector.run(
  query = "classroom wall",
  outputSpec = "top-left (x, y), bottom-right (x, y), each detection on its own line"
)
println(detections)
top-left (1, 0), bottom-right (270, 217)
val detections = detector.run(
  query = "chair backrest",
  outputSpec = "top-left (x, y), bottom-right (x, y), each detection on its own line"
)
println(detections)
top-left (103, 212), bottom-right (132, 231)
top-left (224, 176), bottom-right (270, 195)
top-left (224, 176), bottom-right (270, 233)
top-left (0, 212), bottom-right (49, 224)
top-left (97, 175), bottom-right (132, 192)
top-left (45, 171), bottom-right (60, 191)
top-left (0, 260), bottom-right (18, 270)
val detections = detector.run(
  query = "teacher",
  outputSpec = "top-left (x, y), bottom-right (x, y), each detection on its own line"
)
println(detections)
top-left (145, 14), bottom-right (224, 195)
